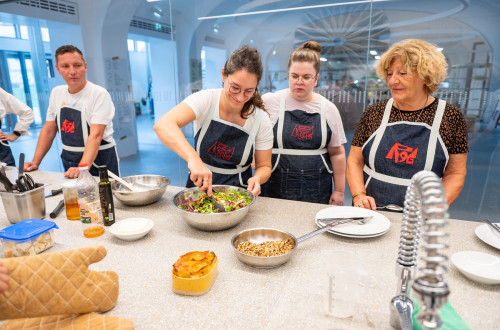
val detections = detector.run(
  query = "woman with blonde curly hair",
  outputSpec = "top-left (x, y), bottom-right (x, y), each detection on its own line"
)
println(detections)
top-left (347, 39), bottom-right (468, 209)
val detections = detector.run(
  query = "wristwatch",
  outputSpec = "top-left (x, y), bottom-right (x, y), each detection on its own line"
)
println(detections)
top-left (13, 131), bottom-right (21, 137)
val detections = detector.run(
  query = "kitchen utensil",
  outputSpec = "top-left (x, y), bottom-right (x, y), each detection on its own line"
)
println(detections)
top-left (172, 185), bottom-right (255, 231)
top-left (111, 174), bottom-right (169, 206)
top-left (16, 153), bottom-right (36, 192)
top-left (317, 216), bottom-right (369, 222)
top-left (108, 217), bottom-right (154, 241)
top-left (0, 168), bottom-right (16, 192)
top-left (451, 251), bottom-right (500, 285)
top-left (475, 224), bottom-right (500, 250)
top-left (231, 218), bottom-right (367, 268)
top-left (45, 188), bottom-right (63, 198)
top-left (107, 170), bottom-right (136, 192)
top-left (483, 219), bottom-right (500, 236)
top-left (315, 206), bottom-right (391, 237)
top-left (49, 200), bottom-right (65, 218)
top-left (376, 204), bottom-right (403, 212)
top-left (192, 187), bottom-right (225, 212)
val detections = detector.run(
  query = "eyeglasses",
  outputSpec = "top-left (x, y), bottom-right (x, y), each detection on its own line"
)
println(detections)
top-left (288, 74), bottom-right (317, 83)
top-left (227, 80), bottom-right (256, 98)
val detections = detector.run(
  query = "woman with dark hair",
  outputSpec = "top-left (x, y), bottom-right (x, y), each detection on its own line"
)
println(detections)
top-left (260, 41), bottom-right (346, 205)
top-left (154, 46), bottom-right (272, 196)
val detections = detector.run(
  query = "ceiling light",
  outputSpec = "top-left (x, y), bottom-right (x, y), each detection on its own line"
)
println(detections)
top-left (437, 47), bottom-right (444, 52)
top-left (375, 55), bottom-right (381, 60)
top-left (153, 7), bottom-right (163, 18)
top-left (198, 0), bottom-right (390, 20)
top-left (320, 57), bottom-right (327, 62)
top-left (370, 50), bottom-right (377, 55)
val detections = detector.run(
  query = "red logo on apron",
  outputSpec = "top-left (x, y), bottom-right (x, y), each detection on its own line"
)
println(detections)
top-left (291, 124), bottom-right (314, 140)
top-left (61, 119), bottom-right (75, 133)
top-left (386, 143), bottom-right (418, 164)
top-left (208, 141), bottom-right (235, 160)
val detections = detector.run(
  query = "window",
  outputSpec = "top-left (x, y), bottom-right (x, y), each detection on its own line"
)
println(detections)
top-left (40, 27), bottom-right (50, 42)
top-left (20, 25), bottom-right (29, 39)
top-left (127, 39), bottom-right (135, 51)
top-left (0, 22), bottom-right (16, 38)
top-left (137, 40), bottom-right (146, 52)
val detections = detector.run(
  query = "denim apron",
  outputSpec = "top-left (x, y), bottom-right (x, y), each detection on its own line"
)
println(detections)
top-left (55, 104), bottom-right (119, 176)
top-left (186, 92), bottom-right (264, 188)
top-left (0, 120), bottom-right (15, 166)
top-left (261, 93), bottom-right (333, 204)
top-left (362, 98), bottom-right (448, 207)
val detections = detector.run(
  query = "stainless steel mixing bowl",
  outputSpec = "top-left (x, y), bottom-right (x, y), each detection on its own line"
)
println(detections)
top-left (171, 185), bottom-right (255, 231)
top-left (111, 174), bottom-right (169, 206)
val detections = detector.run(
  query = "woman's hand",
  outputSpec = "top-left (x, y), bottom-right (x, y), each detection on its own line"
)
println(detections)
top-left (353, 194), bottom-right (377, 210)
top-left (188, 157), bottom-right (213, 192)
top-left (246, 176), bottom-right (261, 196)
top-left (329, 191), bottom-right (344, 206)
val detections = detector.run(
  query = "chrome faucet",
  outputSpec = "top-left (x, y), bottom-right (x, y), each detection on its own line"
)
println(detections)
top-left (390, 171), bottom-right (449, 330)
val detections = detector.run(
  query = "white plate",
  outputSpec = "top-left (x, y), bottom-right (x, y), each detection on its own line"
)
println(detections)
top-left (475, 223), bottom-right (500, 250)
top-left (326, 228), bottom-right (390, 239)
top-left (109, 218), bottom-right (154, 241)
top-left (315, 206), bottom-right (391, 237)
top-left (451, 251), bottom-right (500, 285)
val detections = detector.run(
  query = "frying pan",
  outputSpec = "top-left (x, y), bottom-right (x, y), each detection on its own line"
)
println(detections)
top-left (231, 219), bottom-right (366, 268)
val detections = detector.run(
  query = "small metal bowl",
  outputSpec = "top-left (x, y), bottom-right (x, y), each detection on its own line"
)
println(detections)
top-left (171, 185), bottom-right (255, 231)
top-left (111, 175), bottom-right (169, 206)
top-left (231, 228), bottom-right (297, 268)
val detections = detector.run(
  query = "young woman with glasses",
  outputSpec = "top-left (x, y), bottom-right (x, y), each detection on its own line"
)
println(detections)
top-left (260, 41), bottom-right (347, 205)
top-left (154, 46), bottom-right (273, 196)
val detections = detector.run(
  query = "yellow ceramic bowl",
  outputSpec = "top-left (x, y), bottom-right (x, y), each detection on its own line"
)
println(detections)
top-left (171, 256), bottom-right (218, 296)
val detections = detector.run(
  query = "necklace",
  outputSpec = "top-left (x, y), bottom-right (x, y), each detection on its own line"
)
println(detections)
top-left (395, 94), bottom-right (429, 123)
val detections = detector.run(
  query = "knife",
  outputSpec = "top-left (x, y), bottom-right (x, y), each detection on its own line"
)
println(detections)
top-left (483, 219), bottom-right (500, 236)
top-left (45, 188), bottom-right (63, 198)
top-left (317, 216), bottom-right (370, 223)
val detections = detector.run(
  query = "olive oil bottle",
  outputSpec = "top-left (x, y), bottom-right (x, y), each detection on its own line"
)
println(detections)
top-left (98, 165), bottom-right (115, 226)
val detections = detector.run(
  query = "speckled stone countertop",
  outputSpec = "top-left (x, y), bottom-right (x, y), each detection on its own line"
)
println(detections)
top-left (1, 170), bottom-right (499, 329)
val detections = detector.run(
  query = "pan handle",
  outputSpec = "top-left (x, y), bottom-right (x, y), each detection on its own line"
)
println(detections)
top-left (50, 200), bottom-right (65, 219)
top-left (296, 219), bottom-right (353, 243)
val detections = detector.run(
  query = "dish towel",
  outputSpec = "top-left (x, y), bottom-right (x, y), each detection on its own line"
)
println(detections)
top-left (412, 299), bottom-right (471, 330)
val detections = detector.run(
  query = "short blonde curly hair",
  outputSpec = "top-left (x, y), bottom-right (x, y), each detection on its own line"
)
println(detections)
top-left (376, 39), bottom-right (448, 94)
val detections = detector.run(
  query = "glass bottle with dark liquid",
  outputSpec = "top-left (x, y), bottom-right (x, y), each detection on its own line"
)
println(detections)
top-left (98, 165), bottom-right (115, 226)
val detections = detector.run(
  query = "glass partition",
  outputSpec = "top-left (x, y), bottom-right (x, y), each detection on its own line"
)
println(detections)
top-left (0, 0), bottom-right (498, 221)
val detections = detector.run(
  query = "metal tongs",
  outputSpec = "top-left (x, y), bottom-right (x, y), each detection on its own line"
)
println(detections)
top-left (16, 153), bottom-right (36, 192)
top-left (193, 186), bottom-right (225, 212)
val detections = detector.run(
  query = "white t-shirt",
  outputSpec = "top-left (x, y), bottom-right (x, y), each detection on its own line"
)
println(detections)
top-left (183, 89), bottom-right (273, 150)
top-left (262, 89), bottom-right (347, 148)
top-left (46, 81), bottom-right (115, 142)
top-left (0, 87), bottom-right (34, 133)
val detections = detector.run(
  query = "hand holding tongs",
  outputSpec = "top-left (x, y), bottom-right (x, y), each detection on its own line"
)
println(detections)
top-left (16, 153), bottom-right (36, 192)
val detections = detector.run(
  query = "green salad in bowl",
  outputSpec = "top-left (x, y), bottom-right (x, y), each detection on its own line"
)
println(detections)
top-left (179, 189), bottom-right (252, 213)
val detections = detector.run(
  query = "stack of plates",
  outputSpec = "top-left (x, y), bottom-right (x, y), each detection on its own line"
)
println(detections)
top-left (475, 223), bottom-right (500, 250)
top-left (315, 206), bottom-right (391, 238)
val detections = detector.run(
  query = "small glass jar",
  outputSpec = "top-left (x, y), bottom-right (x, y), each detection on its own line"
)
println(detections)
top-left (62, 179), bottom-right (80, 220)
